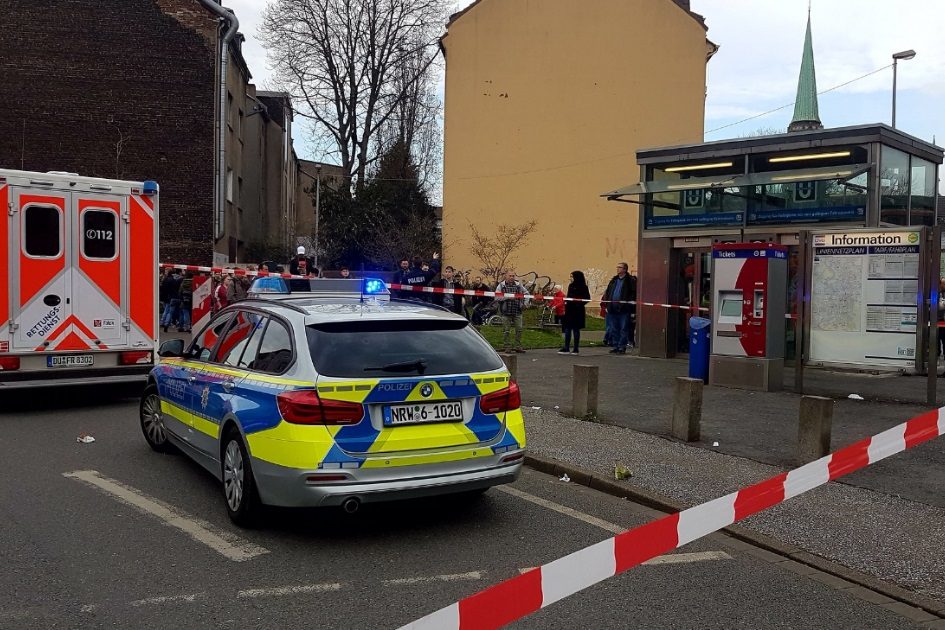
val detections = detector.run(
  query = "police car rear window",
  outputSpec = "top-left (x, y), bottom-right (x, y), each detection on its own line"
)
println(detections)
top-left (306, 320), bottom-right (503, 377)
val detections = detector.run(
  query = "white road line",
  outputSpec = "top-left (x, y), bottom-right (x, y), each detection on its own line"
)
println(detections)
top-left (384, 572), bottom-right (484, 586)
top-left (496, 485), bottom-right (625, 534)
top-left (642, 551), bottom-right (733, 565)
top-left (63, 470), bottom-right (268, 562)
top-left (129, 593), bottom-right (203, 607)
top-left (238, 583), bottom-right (342, 599)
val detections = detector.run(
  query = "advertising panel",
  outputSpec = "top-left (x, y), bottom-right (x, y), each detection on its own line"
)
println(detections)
top-left (809, 230), bottom-right (921, 368)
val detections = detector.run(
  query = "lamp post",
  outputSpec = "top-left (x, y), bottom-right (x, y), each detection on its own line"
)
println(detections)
top-left (891, 49), bottom-right (916, 129)
top-left (314, 163), bottom-right (322, 267)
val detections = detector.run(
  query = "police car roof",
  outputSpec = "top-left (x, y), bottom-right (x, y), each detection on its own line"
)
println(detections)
top-left (241, 297), bottom-right (464, 325)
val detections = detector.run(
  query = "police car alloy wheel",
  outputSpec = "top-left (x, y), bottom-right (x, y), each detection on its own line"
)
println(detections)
top-left (222, 430), bottom-right (261, 526)
top-left (140, 386), bottom-right (171, 453)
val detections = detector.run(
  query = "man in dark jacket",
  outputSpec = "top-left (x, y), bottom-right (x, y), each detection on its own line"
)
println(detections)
top-left (603, 262), bottom-right (634, 354)
top-left (432, 266), bottom-right (465, 316)
top-left (394, 253), bottom-right (440, 300)
top-left (160, 271), bottom-right (183, 332)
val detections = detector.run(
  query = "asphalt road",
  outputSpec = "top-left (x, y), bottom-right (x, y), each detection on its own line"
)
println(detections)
top-left (0, 384), bottom-right (931, 629)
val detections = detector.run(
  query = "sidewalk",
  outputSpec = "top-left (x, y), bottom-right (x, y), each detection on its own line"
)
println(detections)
top-left (513, 348), bottom-right (945, 509)
top-left (523, 408), bottom-right (945, 604)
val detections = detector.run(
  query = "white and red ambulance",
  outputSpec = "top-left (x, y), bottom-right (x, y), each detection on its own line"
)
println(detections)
top-left (0, 169), bottom-right (159, 389)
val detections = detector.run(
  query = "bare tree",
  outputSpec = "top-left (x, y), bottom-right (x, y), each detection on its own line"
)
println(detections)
top-left (261, 0), bottom-right (449, 193)
top-left (468, 220), bottom-right (539, 285)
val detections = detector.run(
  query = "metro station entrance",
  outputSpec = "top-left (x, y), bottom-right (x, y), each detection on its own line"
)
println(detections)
top-left (669, 246), bottom-right (711, 354)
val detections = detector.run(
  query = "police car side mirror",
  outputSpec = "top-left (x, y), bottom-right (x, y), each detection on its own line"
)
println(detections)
top-left (158, 339), bottom-right (185, 358)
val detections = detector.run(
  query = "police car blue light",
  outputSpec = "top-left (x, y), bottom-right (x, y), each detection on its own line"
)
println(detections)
top-left (251, 277), bottom-right (289, 293)
top-left (363, 278), bottom-right (386, 295)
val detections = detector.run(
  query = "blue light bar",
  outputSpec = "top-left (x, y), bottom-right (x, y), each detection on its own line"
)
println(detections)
top-left (362, 278), bottom-right (387, 295)
top-left (250, 277), bottom-right (289, 294)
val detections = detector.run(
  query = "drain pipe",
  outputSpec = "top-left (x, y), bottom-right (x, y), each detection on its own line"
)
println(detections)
top-left (197, 0), bottom-right (239, 252)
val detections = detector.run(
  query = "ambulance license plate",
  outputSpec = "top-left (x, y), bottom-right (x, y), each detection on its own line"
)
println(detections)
top-left (48, 355), bottom-right (94, 368)
top-left (383, 401), bottom-right (463, 426)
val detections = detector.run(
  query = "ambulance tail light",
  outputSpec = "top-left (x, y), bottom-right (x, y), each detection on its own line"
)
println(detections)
top-left (479, 381), bottom-right (521, 415)
top-left (277, 390), bottom-right (364, 425)
top-left (119, 351), bottom-right (153, 365)
top-left (0, 356), bottom-right (20, 371)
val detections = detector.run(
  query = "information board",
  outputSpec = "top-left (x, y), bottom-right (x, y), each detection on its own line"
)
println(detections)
top-left (809, 230), bottom-right (921, 368)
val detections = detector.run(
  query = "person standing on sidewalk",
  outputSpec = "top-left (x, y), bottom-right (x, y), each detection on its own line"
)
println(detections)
top-left (160, 270), bottom-right (183, 333)
top-left (559, 271), bottom-right (590, 355)
top-left (626, 270), bottom-right (638, 349)
top-left (178, 271), bottom-right (194, 333)
top-left (603, 262), bottom-right (633, 354)
top-left (432, 266), bottom-right (465, 316)
top-left (496, 270), bottom-right (528, 353)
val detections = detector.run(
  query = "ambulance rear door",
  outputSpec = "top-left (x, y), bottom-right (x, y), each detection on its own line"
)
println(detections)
top-left (73, 194), bottom-right (128, 348)
top-left (10, 188), bottom-right (72, 351)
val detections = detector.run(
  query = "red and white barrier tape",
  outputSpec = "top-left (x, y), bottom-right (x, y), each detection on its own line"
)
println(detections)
top-left (159, 263), bottom-right (706, 311)
top-left (400, 408), bottom-right (945, 630)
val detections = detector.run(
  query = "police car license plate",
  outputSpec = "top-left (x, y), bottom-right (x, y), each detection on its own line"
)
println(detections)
top-left (47, 355), bottom-right (93, 368)
top-left (383, 401), bottom-right (463, 426)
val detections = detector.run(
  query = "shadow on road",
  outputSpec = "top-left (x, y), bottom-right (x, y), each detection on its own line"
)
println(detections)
top-left (0, 383), bottom-right (144, 413)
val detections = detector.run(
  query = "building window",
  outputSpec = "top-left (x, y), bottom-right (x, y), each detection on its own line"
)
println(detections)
top-left (910, 157), bottom-right (936, 227)
top-left (227, 92), bottom-right (233, 130)
top-left (237, 108), bottom-right (243, 141)
top-left (238, 176), bottom-right (243, 209)
top-left (226, 168), bottom-right (234, 203)
top-left (880, 146), bottom-right (910, 226)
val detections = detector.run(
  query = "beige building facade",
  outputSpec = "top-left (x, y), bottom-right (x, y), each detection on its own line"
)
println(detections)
top-left (441, 0), bottom-right (715, 293)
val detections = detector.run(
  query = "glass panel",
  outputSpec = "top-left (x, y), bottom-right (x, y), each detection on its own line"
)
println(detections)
top-left (306, 319), bottom-right (503, 378)
top-left (82, 210), bottom-right (117, 259)
top-left (749, 177), bottom-right (866, 225)
top-left (216, 311), bottom-right (265, 366)
top-left (188, 313), bottom-right (234, 362)
top-left (24, 205), bottom-right (61, 257)
top-left (910, 157), bottom-right (935, 227)
top-left (237, 317), bottom-right (268, 370)
top-left (880, 145), bottom-right (910, 226)
top-left (252, 319), bottom-right (293, 374)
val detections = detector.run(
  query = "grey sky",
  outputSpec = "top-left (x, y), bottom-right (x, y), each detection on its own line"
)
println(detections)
top-left (230, 0), bottom-right (943, 190)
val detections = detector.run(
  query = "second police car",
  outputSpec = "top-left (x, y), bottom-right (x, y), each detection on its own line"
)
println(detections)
top-left (140, 277), bottom-right (525, 525)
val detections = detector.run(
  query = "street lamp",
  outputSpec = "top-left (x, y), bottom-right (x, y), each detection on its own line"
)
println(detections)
top-left (314, 163), bottom-right (322, 267)
top-left (891, 49), bottom-right (916, 129)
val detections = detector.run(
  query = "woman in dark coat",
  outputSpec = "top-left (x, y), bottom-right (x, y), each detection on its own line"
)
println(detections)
top-left (559, 270), bottom-right (591, 355)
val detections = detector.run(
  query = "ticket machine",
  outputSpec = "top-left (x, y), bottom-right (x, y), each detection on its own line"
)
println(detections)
top-left (709, 243), bottom-right (787, 391)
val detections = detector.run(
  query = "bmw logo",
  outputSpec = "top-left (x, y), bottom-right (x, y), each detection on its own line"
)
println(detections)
top-left (419, 383), bottom-right (434, 398)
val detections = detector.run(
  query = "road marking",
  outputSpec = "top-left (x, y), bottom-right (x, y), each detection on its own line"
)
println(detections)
top-left (496, 485), bottom-right (625, 534)
top-left (129, 593), bottom-right (203, 607)
top-left (63, 470), bottom-right (268, 562)
top-left (642, 551), bottom-right (732, 565)
top-left (384, 572), bottom-right (484, 586)
top-left (237, 583), bottom-right (342, 599)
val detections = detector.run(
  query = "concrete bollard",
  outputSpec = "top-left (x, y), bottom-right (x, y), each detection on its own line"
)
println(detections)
top-left (501, 353), bottom-right (518, 381)
top-left (797, 395), bottom-right (833, 464)
top-left (671, 377), bottom-right (703, 442)
top-left (572, 364), bottom-right (599, 418)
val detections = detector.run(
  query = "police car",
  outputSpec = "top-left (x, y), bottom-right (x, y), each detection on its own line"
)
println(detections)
top-left (140, 277), bottom-right (524, 525)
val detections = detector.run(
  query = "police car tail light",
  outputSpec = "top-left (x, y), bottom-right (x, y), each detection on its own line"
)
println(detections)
top-left (119, 351), bottom-right (153, 365)
top-left (0, 356), bottom-right (20, 371)
top-left (479, 381), bottom-right (521, 415)
top-left (277, 390), bottom-right (363, 425)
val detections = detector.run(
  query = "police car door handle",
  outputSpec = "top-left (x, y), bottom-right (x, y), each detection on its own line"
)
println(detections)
top-left (188, 376), bottom-right (197, 383)
top-left (222, 381), bottom-right (235, 391)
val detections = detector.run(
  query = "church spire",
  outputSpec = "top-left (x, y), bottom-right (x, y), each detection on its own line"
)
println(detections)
top-left (788, 5), bottom-right (823, 132)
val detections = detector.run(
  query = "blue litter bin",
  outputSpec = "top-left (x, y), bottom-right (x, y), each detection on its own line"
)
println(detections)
top-left (688, 316), bottom-right (711, 383)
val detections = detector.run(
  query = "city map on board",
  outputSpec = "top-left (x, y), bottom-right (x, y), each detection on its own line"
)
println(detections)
top-left (811, 253), bottom-right (862, 332)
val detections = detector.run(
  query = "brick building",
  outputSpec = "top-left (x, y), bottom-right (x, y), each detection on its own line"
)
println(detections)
top-left (0, 0), bottom-right (297, 265)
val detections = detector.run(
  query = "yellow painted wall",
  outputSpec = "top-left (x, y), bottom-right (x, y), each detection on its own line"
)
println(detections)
top-left (442, 0), bottom-right (709, 295)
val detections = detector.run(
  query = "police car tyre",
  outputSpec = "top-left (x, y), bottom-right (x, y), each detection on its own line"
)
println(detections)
top-left (222, 429), bottom-right (262, 527)
top-left (140, 386), bottom-right (173, 453)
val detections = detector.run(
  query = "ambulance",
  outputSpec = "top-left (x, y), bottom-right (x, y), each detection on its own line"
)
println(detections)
top-left (0, 169), bottom-right (159, 389)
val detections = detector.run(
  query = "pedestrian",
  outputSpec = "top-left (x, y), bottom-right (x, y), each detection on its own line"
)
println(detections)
top-left (626, 270), bottom-right (638, 349)
top-left (938, 277), bottom-right (945, 376)
top-left (496, 270), bottom-right (528, 353)
top-left (394, 253), bottom-right (440, 300)
top-left (603, 262), bottom-right (634, 354)
top-left (215, 275), bottom-right (231, 312)
top-left (550, 284), bottom-right (566, 324)
top-left (178, 271), bottom-right (194, 332)
top-left (160, 269), bottom-right (183, 333)
top-left (432, 266), bottom-right (465, 316)
top-left (290, 246), bottom-right (310, 276)
top-left (227, 273), bottom-right (248, 304)
top-left (558, 271), bottom-right (590, 355)
top-left (339, 266), bottom-right (351, 279)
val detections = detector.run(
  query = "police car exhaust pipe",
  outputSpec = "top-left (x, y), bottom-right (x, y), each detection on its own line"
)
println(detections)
top-left (342, 497), bottom-right (361, 514)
